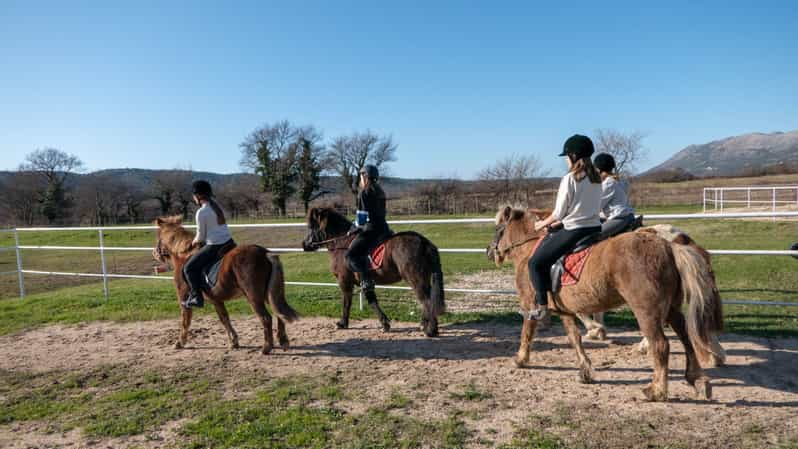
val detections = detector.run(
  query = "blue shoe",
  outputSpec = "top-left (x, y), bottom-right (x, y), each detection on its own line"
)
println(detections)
top-left (183, 292), bottom-right (204, 309)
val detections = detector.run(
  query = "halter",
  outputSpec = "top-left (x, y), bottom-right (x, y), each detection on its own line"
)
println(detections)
top-left (155, 238), bottom-right (170, 258)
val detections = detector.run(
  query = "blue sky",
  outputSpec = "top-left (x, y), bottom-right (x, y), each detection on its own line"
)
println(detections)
top-left (1, 1), bottom-right (796, 178)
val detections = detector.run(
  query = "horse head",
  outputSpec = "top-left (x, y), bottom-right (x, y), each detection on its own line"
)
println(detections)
top-left (486, 205), bottom-right (546, 267)
top-left (302, 207), bottom-right (352, 251)
top-left (153, 215), bottom-right (194, 262)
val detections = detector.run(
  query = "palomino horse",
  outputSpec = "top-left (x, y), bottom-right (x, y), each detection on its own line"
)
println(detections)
top-left (302, 207), bottom-right (445, 337)
top-left (153, 215), bottom-right (298, 354)
top-left (579, 224), bottom-right (726, 368)
top-left (486, 206), bottom-right (723, 401)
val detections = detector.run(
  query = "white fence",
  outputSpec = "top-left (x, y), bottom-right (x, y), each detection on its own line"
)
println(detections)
top-left (3, 212), bottom-right (798, 309)
top-left (703, 186), bottom-right (798, 213)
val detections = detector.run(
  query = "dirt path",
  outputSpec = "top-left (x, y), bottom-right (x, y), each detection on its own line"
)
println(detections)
top-left (1, 316), bottom-right (797, 448)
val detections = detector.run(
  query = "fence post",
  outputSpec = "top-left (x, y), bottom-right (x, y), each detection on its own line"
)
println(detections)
top-left (719, 189), bottom-right (723, 213)
top-left (747, 188), bottom-right (751, 208)
top-left (702, 188), bottom-right (706, 213)
top-left (772, 188), bottom-right (777, 222)
top-left (98, 229), bottom-right (109, 300)
top-left (359, 289), bottom-right (364, 311)
top-left (14, 228), bottom-right (24, 299)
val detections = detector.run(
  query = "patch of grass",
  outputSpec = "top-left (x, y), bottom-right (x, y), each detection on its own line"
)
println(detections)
top-left (498, 430), bottom-right (568, 449)
top-left (387, 389), bottom-right (412, 409)
top-left (449, 382), bottom-right (492, 402)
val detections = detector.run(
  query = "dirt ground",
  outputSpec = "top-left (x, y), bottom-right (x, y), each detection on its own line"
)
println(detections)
top-left (1, 315), bottom-right (797, 449)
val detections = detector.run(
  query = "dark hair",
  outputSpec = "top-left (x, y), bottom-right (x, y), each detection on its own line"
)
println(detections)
top-left (195, 193), bottom-right (226, 225)
top-left (570, 156), bottom-right (601, 184)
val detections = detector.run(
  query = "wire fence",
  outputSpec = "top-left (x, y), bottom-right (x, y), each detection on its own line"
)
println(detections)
top-left (4, 211), bottom-right (798, 309)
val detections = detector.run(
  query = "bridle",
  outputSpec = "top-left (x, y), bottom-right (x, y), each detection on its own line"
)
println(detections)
top-left (489, 223), bottom-right (542, 258)
top-left (154, 237), bottom-right (170, 259)
top-left (307, 224), bottom-right (354, 251)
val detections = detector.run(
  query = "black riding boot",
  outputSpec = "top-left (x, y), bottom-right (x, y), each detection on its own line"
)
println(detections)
top-left (359, 271), bottom-right (390, 332)
top-left (183, 290), bottom-right (204, 309)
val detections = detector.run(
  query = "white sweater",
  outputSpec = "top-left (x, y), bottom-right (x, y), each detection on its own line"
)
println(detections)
top-left (600, 177), bottom-right (635, 220)
top-left (195, 203), bottom-right (232, 245)
top-left (551, 172), bottom-right (602, 230)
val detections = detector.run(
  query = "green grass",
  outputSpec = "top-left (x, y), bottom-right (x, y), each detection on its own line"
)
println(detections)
top-left (0, 366), bottom-right (468, 448)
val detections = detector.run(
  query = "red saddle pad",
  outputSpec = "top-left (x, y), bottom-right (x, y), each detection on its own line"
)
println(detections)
top-left (530, 238), bottom-right (593, 286)
top-left (561, 247), bottom-right (592, 286)
top-left (369, 243), bottom-right (386, 271)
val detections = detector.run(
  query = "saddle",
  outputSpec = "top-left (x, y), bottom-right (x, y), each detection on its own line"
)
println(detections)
top-left (202, 240), bottom-right (237, 288)
top-left (547, 215), bottom-right (644, 293)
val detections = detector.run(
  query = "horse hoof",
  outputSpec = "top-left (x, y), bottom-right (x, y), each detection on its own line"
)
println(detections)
top-left (423, 327), bottom-right (439, 338)
top-left (513, 353), bottom-right (528, 368)
top-left (380, 321), bottom-right (391, 332)
top-left (586, 328), bottom-right (606, 341)
top-left (694, 378), bottom-right (712, 401)
top-left (279, 338), bottom-right (290, 350)
top-left (336, 321), bottom-right (348, 330)
top-left (642, 384), bottom-right (668, 402)
top-left (262, 345), bottom-right (273, 355)
top-left (231, 342), bottom-right (240, 350)
top-left (579, 367), bottom-right (594, 384)
top-left (174, 341), bottom-right (184, 349)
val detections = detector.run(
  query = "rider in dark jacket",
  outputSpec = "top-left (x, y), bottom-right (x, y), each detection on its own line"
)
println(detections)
top-left (345, 165), bottom-right (391, 293)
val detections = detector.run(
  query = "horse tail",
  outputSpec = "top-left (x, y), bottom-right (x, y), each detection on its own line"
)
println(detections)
top-left (425, 241), bottom-right (446, 317)
top-left (266, 253), bottom-right (299, 323)
top-left (671, 243), bottom-right (724, 366)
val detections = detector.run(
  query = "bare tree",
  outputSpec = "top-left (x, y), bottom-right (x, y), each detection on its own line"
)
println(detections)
top-left (593, 129), bottom-right (648, 175)
top-left (327, 131), bottom-right (397, 205)
top-left (2, 171), bottom-right (43, 225)
top-left (151, 170), bottom-right (193, 217)
top-left (478, 154), bottom-right (549, 205)
top-left (19, 148), bottom-right (84, 224)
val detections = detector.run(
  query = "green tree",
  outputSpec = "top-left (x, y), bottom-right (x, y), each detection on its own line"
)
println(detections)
top-left (295, 137), bottom-right (324, 212)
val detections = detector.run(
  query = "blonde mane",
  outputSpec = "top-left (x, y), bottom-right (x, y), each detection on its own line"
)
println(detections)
top-left (156, 215), bottom-right (196, 255)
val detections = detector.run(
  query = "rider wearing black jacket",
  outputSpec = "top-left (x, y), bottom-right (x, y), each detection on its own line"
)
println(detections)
top-left (346, 165), bottom-right (391, 293)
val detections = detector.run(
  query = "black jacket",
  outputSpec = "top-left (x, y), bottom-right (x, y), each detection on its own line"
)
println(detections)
top-left (357, 184), bottom-right (388, 232)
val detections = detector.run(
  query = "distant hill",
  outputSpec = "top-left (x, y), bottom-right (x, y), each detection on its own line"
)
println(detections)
top-left (645, 130), bottom-right (798, 177)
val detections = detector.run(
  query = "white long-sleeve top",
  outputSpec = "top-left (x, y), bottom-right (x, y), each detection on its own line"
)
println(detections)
top-left (600, 177), bottom-right (635, 220)
top-left (195, 203), bottom-right (232, 245)
top-left (551, 172), bottom-right (602, 230)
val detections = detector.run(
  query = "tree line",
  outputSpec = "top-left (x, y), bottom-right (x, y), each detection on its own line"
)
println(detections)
top-left (1, 126), bottom-right (646, 226)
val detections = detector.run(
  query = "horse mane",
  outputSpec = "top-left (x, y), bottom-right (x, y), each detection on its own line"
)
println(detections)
top-left (308, 207), bottom-right (352, 236)
top-left (155, 215), bottom-right (196, 255)
top-left (494, 205), bottom-right (529, 225)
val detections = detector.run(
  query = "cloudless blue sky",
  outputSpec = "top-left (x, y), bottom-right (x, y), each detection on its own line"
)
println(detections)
top-left (1, 1), bottom-right (796, 178)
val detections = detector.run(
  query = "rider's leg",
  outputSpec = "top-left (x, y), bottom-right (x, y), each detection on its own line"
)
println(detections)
top-left (182, 244), bottom-right (218, 308)
top-left (598, 214), bottom-right (635, 240)
top-left (345, 233), bottom-right (374, 291)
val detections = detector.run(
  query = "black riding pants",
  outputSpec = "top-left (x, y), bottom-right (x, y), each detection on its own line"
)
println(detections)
top-left (599, 214), bottom-right (635, 240)
top-left (183, 240), bottom-right (231, 295)
top-left (346, 230), bottom-right (382, 274)
top-left (527, 226), bottom-right (600, 305)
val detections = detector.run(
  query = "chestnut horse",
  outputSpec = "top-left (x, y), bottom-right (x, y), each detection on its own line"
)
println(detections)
top-left (579, 224), bottom-right (726, 368)
top-left (302, 207), bottom-right (445, 337)
top-left (153, 215), bottom-right (298, 354)
top-left (486, 206), bottom-right (723, 401)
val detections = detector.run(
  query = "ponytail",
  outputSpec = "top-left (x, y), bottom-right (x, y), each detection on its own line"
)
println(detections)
top-left (570, 157), bottom-right (601, 184)
top-left (198, 194), bottom-right (226, 225)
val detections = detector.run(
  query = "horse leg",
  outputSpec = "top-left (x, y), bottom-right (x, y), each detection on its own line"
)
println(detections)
top-left (249, 300), bottom-right (274, 355)
top-left (365, 290), bottom-right (391, 332)
top-left (637, 336), bottom-right (650, 355)
top-left (562, 315), bottom-right (594, 383)
top-left (637, 318), bottom-right (670, 402)
top-left (212, 300), bottom-right (239, 349)
top-left (337, 277), bottom-right (354, 329)
top-left (175, 307), bottom-right (192, 349)
top-left (580, 313), bottom-right (607, 341)
top-left (514, 318), bottom-right (537, 367)
top-left (413, 279), bottom-right (437, 337)
top-left (276, 318), bottom-right (289, 349)
top-left (667, 307), bottom-right (711, 400)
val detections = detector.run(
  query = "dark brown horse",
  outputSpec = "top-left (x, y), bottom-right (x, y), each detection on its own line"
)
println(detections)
top-left (487, 206), bottom-right (723, 401)
top-left (153, 215), bottom-right (298, 354)
top-left (302, 207), bottom-right (445, 336)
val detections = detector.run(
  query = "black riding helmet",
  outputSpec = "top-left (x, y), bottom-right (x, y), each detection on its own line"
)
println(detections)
top-left (559, 134), bottom-right (595, 160)
top-left (593, 153), bottom-right (616, 173)
top-left (359, 164), bottom-right (379, 180)
top-left (192, 180), bottom-right (213, 197)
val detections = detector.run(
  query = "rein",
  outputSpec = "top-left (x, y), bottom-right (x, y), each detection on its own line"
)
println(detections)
top-left (498, 235), bottom-right (541, 257)
top-left (311, 233), bottom-right (353, 251)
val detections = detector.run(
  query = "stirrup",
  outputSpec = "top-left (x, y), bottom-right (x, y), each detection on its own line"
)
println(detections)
top-left (519, 306), bottom-right (548, 321)
top-left (360, 278), bottom-right (375, 292)
top-left (183, 293), bottom-right (204, 309)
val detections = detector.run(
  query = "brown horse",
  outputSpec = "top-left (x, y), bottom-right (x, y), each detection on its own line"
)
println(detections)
top-left (153, 215), bottom-right (298, 354)
top-left (301, 207), bottom-right (445, 337)
top-left (486, 206), bottom-right (723, 401)
top-left (580, 224), bottom-right (727, 368)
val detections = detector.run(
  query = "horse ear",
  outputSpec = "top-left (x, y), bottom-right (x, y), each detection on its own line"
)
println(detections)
top-left (155, 217), bottom-right (164, 227)
top-left (528, 209), bottom-right (549, 221)
top-left (502, 205), bottom-right (513, 221)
